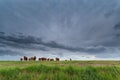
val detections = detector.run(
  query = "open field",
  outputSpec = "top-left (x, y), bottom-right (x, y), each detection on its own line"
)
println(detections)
top-left (0, 61), bottom-right (120, 80)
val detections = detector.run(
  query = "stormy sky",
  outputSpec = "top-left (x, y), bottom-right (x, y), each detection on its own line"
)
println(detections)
top-left (0, 0), bottom-right (120, 60)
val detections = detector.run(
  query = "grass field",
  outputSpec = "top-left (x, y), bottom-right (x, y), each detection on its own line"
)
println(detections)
top-left (0, 61), bottom-right (120, 80)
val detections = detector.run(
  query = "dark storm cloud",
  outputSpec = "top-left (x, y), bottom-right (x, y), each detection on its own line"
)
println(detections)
top-left (0, 47), bottom-right (24, 56)
top-left (0, 0), bottom-right (120, 59)
top-left (114, 22), bottom-right (120, 38)
top-left (0, 32), bottom-right (47, 51)
top-left (114, 22), bottom-right (120, 30)
top-left (0, 32), bottom-right (106, 53)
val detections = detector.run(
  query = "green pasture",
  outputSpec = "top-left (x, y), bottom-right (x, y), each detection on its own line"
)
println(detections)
top-left (0, 61), bottom-right (120, 80)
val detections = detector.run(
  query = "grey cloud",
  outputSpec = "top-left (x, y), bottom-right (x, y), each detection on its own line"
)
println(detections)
top-left (114, 22), bottom-right (120, 30)
top-left (113, 22), bottom-right (120, 39)
top-left (0, 32), bottom-right (47, 51)
top-left (0, 0), bottom-right (120, 59)
top-left (0, 48), bottom-right (24, 56)
top-left (0, 32), bottom-right (107, 53)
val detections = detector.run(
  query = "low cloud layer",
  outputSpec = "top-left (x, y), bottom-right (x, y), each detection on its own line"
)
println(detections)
top-left (0, 32), bottom-right (107, 53)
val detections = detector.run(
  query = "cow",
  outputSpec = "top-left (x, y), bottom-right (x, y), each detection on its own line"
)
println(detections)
top-left (34, 56), bottom-right (36, 61)
top-left (47, 58), bottom-right (50, 61)
top-left (38, 57), bottom-right (47, 61)
top-left (32, 56), bottom-right (36, 61)
top-left (42, 57), bottom-right (47, 61)
top-left (29, 58), bottom-right (31, 61)
top-left (50, 58), bottom-right (54, 61)
top-left (70, 58), bottom-right (72, 61)
top-left (23, 56), bottom-right (28, 61)
top-left (29, 56), bottom-right (37, 61)
top-left (38, 58), bottom-right (41, 61)
top-left (55, 57), bottom-right (60, 61)
top-left (20, 58), bottom-right (23, 61)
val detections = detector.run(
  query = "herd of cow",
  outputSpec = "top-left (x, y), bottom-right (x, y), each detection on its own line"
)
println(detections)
top-left (20, 56), bottom-right (60, 61)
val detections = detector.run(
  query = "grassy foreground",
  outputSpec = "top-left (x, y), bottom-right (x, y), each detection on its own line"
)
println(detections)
top-left (0, 61), bottom-right (120, 80)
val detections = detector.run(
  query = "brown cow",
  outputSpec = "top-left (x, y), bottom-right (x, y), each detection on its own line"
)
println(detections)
top-left (29, 56), bottom-right (37, 61)
top-left (42, 57), bottom-right (47, 61)
top-left (38, 57), bottom-right (47, 61)
top-left (55, 57), bottom-right (60, 61)
top-left (24, 56), bottom-right (28, 61)
top-left (50, 58), bottom-right (54, 61)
